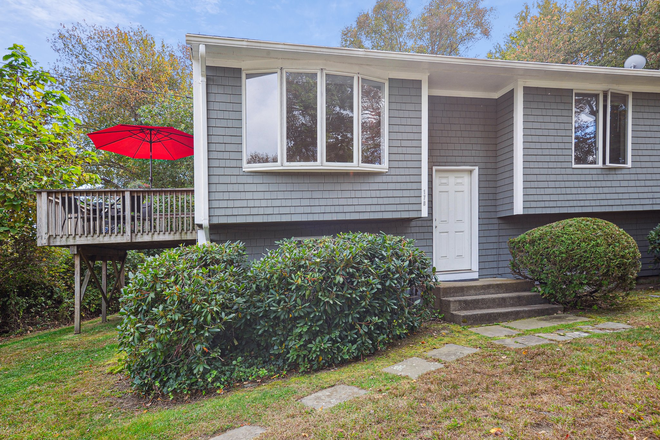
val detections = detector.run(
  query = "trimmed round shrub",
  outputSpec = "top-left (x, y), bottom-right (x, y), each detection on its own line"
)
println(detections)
top-left (509, 217), bottom-right (640, 308)
top-left (118, 242), bottom-right (250, 395)
top-left (245, 232), bottom-right (435, 371)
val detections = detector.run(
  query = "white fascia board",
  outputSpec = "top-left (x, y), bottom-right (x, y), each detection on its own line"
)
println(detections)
top-left (186, 34), bottom-right (660, 85)
top-left (192, 44), bottom-right (210, 243)
top-left (513, 81), bottom-right (524, 215)
top-left (421, 75), bottom-right (429, 217)
top-left (520, 79), bottom-right (660, 94)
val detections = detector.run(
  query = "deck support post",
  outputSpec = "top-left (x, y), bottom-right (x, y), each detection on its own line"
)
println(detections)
top-left (74, 250), bottom-right (81, 335)
top-left (101, 261), bottom-right (107, 323)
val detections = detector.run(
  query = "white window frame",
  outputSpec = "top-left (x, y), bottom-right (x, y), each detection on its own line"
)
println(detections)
top-left (572, 89), bottom-right (632, 169)
top-left (242, 68), bottom-right (388, 172)
top-left (604, 90), bottom-right (632, 168)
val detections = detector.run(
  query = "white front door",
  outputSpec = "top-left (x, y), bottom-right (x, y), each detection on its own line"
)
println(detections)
top-left (433, 170), bottom-right (472, 272)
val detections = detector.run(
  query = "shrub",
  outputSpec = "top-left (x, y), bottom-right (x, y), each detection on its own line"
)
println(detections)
top-left (245, 232), bottom-right (435, 371)
top-left (118, 242), bottom-right (250, 395)
top-left (647, 223), bottom-right (660, 268)
top-left (509, 217), bottom-right (640, 308)
top-left (118, 233), bottom-right (436, 396)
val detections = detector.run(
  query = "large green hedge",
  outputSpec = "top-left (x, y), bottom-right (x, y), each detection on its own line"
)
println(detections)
top-left (118, 233), bottom-right (435, 396)
top-left (509, 217), bottom-right (640, 308)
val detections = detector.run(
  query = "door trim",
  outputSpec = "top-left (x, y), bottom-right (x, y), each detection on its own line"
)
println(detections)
top-left (432, 166), bottom-right (479, 281)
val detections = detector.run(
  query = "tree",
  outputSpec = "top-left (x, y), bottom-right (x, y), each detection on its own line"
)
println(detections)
top-left (411, 0), bottom-right (493, 56)
top-left (341, 0), bottom-right (412, 52)
top-left (341, 0), bottom-right (493, 56)
top-left (489, 0), bottom-right (660, 69)
top-left (50, 23), bottom-right (193, 188)
top-left (0, 44), bottom-right (98, 236)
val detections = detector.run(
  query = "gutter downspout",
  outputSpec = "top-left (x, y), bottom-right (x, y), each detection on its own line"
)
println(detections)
top-left (193, 44), bottom-right (210, 243)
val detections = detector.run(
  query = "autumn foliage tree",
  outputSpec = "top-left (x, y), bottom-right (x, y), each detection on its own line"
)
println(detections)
top-left (50, 23), bottom-right (193, 188)
top-left (341, 0), bottom-right (493, 56)
top-left (489, 0), bottom-right (660, 69)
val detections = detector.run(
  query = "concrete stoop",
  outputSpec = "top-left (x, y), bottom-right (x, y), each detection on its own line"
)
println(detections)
top-left (434, 278), bottom-right (563, 326)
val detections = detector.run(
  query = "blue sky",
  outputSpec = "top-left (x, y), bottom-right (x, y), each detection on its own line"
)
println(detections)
top-left (1, 0), bottom-right (528, 68)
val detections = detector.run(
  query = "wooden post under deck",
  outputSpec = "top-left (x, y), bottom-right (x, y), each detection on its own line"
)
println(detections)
top-left (101, 261), bottom-right (107, 323)
top-left (74, 252), bottom-right (82, 334)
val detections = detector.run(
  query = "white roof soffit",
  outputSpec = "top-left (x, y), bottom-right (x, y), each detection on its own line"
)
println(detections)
top-left (186, 34), bottom-right (660, 96)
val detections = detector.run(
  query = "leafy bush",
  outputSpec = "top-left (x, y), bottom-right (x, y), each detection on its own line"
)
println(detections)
top-left (647, 223), bottom-right (660, 268)
top-left (509, 217), bottom-right (640, 308)
top-left (246, 233), bottom-right (435, 372)
top-left (118, 233), bottom-right (436, 396)
top-left (0, 234), bottom-right (108, 334)
top-left (118, 242), bottom-right (250, 395)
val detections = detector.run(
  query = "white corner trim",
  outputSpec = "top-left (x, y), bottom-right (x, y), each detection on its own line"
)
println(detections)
top-left (513, 81), bottom-right (524, 215)
top-left (432, 166), bottom-right (479, 277)
top-left (421, 75), bottom-right (429, 217)
top-left (193, 44), bottom-right (210, 243)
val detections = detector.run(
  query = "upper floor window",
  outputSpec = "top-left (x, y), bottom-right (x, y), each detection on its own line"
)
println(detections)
top-left (244, 69), bottom-right (387, 171)
top-left (573, 90), bottom-right (631, 167)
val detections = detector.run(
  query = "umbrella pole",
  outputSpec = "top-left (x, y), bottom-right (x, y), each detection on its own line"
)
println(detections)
top-left (149, 130), bottom-right (153, 188)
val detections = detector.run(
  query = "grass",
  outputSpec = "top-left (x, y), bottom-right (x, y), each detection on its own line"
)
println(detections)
top-left (1, 291), bottom-right (659, 439)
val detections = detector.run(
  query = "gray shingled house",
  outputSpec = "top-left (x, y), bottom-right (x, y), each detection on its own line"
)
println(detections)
top-left (186, 35), bottom-right (660, 282)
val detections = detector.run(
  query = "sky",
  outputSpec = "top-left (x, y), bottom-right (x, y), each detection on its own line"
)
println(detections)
top-left (0, 0), bottom-right (529, 68)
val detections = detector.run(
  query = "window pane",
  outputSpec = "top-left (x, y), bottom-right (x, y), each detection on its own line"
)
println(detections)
top-left (245, 73), bottom-right (279, 164)
top-left (608, 92), bottom-right (628, 165)
top-left (361, 79), bottom-right (385, 165)
top-left (326, 74), bottom-right (354, 163)
top-left (286, 72), bottom-right (318, 162)
top-left (574, 93), bottom-right (599, 165)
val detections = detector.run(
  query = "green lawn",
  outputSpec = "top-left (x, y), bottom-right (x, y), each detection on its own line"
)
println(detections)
top-left (1, 291), bottom-right (659, 440)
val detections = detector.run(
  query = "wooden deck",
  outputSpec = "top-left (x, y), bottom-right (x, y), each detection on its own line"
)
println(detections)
top-left (36, 188), bottom-right (197, 248)
top-left (36, 188), bottom-right (197, 334)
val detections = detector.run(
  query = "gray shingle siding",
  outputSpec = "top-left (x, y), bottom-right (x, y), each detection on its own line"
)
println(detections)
top-left (206, 68), bottom-right (423, 224)
top-left (523, 87), bottom-right (660, 214)
top-left (497, 90), bottom-right (515, 217)
top-left (428, 95), bottom-right (502, 275)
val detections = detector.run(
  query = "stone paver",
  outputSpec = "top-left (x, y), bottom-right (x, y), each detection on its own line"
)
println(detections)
top-left (649, 294), bottom-right (660, 298)
top-left (210, 426), bottom-right (267, 440)
top-left (563, 331), bottom-right (591, 339)
top-left (426, 344), bottom-right (479, 362)
top-left (300, 384), bottom-right (367, 410)
top-left (382, 357), bottom-right (443, 379)
top-left (535, 333), bottom-right (573, 342)
top-left (470, 325), bottom-right (520, 338)
top-left (505, 314), bottom-right (591, 330)
top-left (493, 335), bottom-right (554, 348)
top-left (594, 322), bottom-right (632, 330)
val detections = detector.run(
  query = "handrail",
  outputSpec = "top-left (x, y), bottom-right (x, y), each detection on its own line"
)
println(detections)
top-left (36, 188), bottom-right (196, 247)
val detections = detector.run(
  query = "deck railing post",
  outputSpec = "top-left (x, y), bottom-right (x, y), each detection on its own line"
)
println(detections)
top-left (125, 190), bottom-right (132, 243)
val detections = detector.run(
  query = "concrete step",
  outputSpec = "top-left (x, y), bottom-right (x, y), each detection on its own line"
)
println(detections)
top-left (441, 291), bottom-right (549, 313)
top-left (445, 304), bottom-right (565, 326)
top-left (434, 278), bottom-right (535, 300)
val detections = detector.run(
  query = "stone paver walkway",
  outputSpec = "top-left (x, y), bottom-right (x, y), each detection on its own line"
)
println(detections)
top-left (470, 325), bottom-right (520, 338)
top-left (382, 357), bottom-right (443, 379)
top-left (299, 384), bottom-right (367, 410)
top-left (209, 426), bottom-right (267, 440)
top-left (427, 344), bottom-right (479, 361)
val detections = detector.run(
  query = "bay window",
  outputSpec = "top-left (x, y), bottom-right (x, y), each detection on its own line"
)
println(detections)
top-left (244, 69), bottom-right (387, 171)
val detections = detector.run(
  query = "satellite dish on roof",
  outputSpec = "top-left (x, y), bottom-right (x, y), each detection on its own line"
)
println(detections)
top-left (624, 54), bottom-right (647, 69)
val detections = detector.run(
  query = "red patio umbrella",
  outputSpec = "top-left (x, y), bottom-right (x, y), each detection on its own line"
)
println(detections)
top-left (87, 124), bottom-right (194, 188)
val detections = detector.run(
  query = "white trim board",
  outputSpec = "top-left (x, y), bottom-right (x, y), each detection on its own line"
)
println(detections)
top-left (513, 82), bottom-right (524, 215)
top-left (421, 75), bottom-right (429, 217)
top-left (192, 44), bottom-right (210, 243)
top-left (432, 166), bottom-right (479, 281)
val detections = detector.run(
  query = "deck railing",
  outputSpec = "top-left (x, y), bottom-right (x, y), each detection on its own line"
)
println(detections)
top-left (36, 189), bottom-right (196, 247)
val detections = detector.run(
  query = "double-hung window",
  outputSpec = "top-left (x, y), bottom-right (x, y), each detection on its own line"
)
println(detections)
top-left (573, 90), bottom-right (631, 167)
top-left (244, 69), bottom-right (387, 171)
